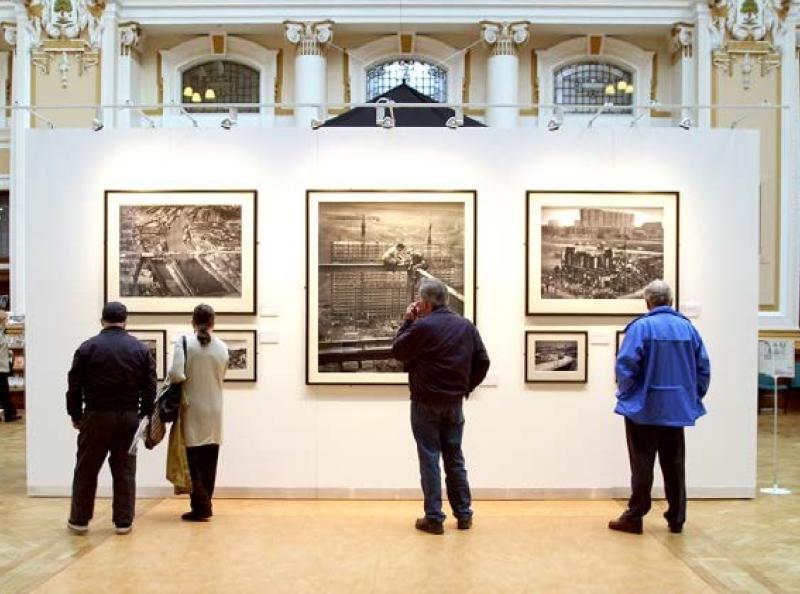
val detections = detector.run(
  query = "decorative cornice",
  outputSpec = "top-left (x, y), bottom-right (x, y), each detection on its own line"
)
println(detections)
top-left (118, 20), bottom-right (141, 56)
top-left (480, 21), bottom-right (529, 57)
top-left (284, 20), bottom-right (333, 56)
top-left (21, 0), bottom-right (106, 51)
top-left (670, 22), bottom-right (694, 61)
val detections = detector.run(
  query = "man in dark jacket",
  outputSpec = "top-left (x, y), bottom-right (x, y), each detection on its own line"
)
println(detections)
top-left (609, 280), bottom-right (710, 535)
top-left (66, 302), bottom-right (157, 535)
top-left (392, 278), bottom-right (490, 535)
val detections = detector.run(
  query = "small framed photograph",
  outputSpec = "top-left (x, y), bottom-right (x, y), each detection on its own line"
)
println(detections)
top-left (215, 330), bottom-right (257, 382)
top-left (615, 330), bottom-right (626, 356)
top-left (128, 329), bottom-right (167, 381)
top-left (525, 331), bottom-right (588, 383)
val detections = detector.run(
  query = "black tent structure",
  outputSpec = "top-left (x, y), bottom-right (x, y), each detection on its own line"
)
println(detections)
top-left (321, 83), bottom-right (485, 127)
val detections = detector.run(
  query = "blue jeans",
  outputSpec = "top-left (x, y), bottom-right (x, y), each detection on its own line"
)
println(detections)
top-left (411, 400), bottom-right (472, 523)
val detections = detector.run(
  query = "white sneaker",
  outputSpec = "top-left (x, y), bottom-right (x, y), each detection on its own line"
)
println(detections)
top-left (115, 524), bottom-right (132, 535)
top-left (67, 521), bottom-right (88, 534)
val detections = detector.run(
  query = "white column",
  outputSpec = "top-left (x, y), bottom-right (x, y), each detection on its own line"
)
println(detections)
top-left (116, 23), bottom-right (141, 128)
top-left (8, 6), bottom-right (31, 312)
top-left (671, 24), bottom-right (697, 124)
top-left (768, 13), bottom-right (800, 328)
top-left (481, 21), bottom-right (529, 128)
top-left (285, 21), bottom-right (333, 127)
top-left (99, 2), bottom-right (119, 127)
top-left (695, 3), bottom-right (714, 128)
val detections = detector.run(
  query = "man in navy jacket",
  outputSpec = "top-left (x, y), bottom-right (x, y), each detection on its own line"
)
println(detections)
top-left (610, 280), bottom-right (710, 535)
top-left (392, 278), bottom-right (490, 535)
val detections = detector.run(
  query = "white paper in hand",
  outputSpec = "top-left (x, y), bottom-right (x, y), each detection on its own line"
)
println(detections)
top-left (127, 417), bottom-right (150, 456)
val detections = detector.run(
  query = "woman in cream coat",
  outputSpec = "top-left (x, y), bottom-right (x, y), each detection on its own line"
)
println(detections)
top-left (169, 304), bottom-right (228, 521)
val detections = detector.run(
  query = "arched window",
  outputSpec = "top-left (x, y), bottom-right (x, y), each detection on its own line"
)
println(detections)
top-left (181, 60), bottom-right (260, 113)
top-left (554, 62), bottom-right (633, 114)
top-left (366, 59), bottom-right (447, 102)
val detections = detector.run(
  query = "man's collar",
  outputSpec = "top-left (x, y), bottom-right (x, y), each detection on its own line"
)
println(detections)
top-left (101, 325), bottom-right (126, 332)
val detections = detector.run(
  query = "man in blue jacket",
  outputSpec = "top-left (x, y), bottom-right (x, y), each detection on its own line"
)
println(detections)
top-left (610, 280), bottom-right (710, 535)
top-left (392, 278), bottom-right (490, 535)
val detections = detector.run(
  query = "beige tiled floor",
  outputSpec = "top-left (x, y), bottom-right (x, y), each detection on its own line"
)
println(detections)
top-left (1, 414), bottom-right (798, 594)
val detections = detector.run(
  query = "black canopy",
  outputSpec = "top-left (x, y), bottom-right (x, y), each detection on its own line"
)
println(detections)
top-left (322, 83), bottom-right (485, 127)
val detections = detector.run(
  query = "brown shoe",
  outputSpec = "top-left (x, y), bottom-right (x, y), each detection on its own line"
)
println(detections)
top-left (608, 515), bottom-right (643, 534)
top-left (415, 517), bottom-right (444, 535)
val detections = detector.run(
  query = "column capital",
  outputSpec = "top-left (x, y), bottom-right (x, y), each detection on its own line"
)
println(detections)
top-left (118, 21), bottom-right (141, 56)
top-left (671, 23), bottom-right (695, 59)
top-left (480, 21), bottom-right (529, 56)
top-left (284, 20), bottom-right (333, 56)
top-left (2, 23), bottom-right (16, 47)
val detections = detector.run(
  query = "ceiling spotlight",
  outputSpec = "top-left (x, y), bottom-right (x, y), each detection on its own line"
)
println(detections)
top-left (28, 107), bottom-right (55, 129)
top-left (730, 114), bottom-right (749, 129)
top-left (446, 108), bottom-right (464, 130)
top-left (179, 105), bottom-right (199, 128)
top-left (547, 107), bottom-right (564, 131)
top-left (220, 107), bottom-right (238, 130)
top-left (310, 118), bottom-right (325, 130)
top-left (588, 101), bottom-right (613, 128)
top-left (126, 100), bottom-right (156, 128)
top-left (678, 117), bottom-right (693, 130)
top-left (91, 108), bottom-right (104, 132)
top-left (375, 98), bottom-right (396, 129)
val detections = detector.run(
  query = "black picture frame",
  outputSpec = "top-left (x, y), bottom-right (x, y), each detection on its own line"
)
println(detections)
top-left (525, 190), bottom-right (679, 316)
top-left (215, 329), bottom-right (258, 382)
top-left (104, 189), bottom-right (258, 315)
top-left (525, 330), bottom-right (589, 384)
top-left (128, 329), bottom-right (168, 381)
top-left (305, 189), bottom-right (478, 386)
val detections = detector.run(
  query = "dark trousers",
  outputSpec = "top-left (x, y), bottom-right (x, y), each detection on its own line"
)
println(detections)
top-left (623, 417), bottom-right (687, 526)
top-left (411, 400), bottom-right (472, 523)
top-left (186, 444), bottom-right (219, 516)
top-left (0, 372), bottom-right (16, 419)
top-left (70, 410), bottom-right (139, 527)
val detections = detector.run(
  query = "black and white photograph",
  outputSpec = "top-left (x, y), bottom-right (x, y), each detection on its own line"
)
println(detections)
top-left (527, 192), bottom-right (678, 316)
top-left (105, 191), bottom-right (257, 314)
top-left (215, 330), bottom-right (257, 382)
top-left (307, 190), bottom-right (476, 385)
top-left (534, 340), bottom-right (579, 372)
top-left (127, 329), bottom-right (167, 381)
top-left (525, 331), bottom-right (588, 383)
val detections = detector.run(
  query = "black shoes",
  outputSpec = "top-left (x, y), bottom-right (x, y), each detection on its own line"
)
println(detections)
top-left (664, 512), bottom-right (684, 533)
top-left (3, 415), bottom-right (21, 422)
top-left (608, 515), bottom-right (643, 535)
top-left (67, 520), bottom-right (89, 535)
top-left (181, 511), bottom-right (212, 522)
top-left (457, 517), bottom-right (472, 530)
top-left (415, 517), bottom-right (444, 535)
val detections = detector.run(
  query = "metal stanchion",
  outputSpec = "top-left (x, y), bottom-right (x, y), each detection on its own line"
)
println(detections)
top-left (759, 341), bottom-right (791, 495)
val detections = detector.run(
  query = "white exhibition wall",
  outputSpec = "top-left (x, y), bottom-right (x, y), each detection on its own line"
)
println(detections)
top-left (24, 127), bottom-right (759, 498)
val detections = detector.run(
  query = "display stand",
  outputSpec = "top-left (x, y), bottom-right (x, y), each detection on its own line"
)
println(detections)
top-left (758, 339), bottom-right (792, 496)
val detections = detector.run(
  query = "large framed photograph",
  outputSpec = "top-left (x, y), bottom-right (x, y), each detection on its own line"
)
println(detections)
top-left (128, 329), bottom-right (167, 381)
top-left (215, 330), bottom-right (258, 382)
top-left (105, 190), bottom-right (257, 314)
top-left (526, 191), bottom-right (679, 316)
top-left (306, 190), bottom-right (477, 385)
top-left (525, 331), bottom-right (588, 383)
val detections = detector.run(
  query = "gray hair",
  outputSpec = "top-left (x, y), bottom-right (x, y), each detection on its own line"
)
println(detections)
top-left (643, 280), bottom-right (673, 307)
top-left (419, 278), bottom-right (449, 307)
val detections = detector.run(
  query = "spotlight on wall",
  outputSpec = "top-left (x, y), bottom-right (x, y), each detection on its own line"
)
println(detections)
top-left (446, 108), bottom-right (464, 130)
top-left (220, 107), bottom-right (238, 130)
top-left (547, 107), bottom-right (564, 131)
top-left (310, 118), bottom-right (325, 130)
top-left (629, 100), bottom-right (656, 127)
top-left (678, 117), bottom-right (694, 130)
top-left (29, 108), bottom-right (55, 129)
top-left (179, 106), bottom-right (199, 128)
top-left (125, 99), bottom-right (156, 128)
top-left (91, 108), bottom-right (104, 132)
top-left (588, 101), bottom-right (613, 128)
top-left (730, 113), bottom-right (749, 129)
top-left (375, 98), bottom-right (395, 129)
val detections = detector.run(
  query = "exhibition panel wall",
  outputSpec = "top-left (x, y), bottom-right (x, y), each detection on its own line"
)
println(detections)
top-left (24, 127), bottom-right (759, 498)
